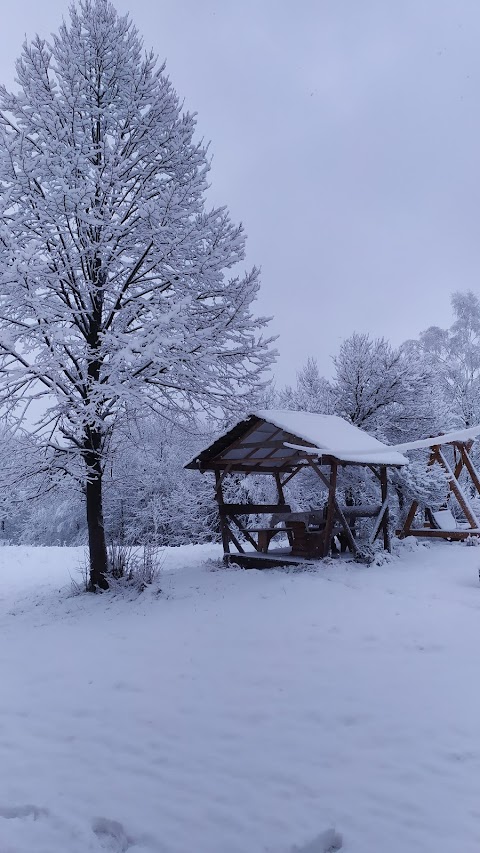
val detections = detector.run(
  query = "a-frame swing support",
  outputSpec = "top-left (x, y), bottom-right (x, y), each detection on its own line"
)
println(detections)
top-left (399, 440), bottom-right (480, 540)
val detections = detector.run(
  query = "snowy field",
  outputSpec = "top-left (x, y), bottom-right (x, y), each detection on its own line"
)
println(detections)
top-left (2, 541), bottom-right (480, 852)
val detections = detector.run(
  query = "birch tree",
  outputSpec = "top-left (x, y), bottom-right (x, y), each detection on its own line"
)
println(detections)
top-left (0, 0), bottom-right (274, 589)
top-left (417, 291), bottom-right (480, 428)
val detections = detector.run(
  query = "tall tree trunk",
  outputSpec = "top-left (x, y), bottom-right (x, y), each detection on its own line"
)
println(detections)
top-left (85, 443), bottom-right (109, 591)
top-left (84, 251), bottom-right (107, 590)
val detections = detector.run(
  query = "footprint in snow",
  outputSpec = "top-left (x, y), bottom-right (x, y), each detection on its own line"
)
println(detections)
top-left (292, 828), bottom-right (343, 853)
top-left (92, 817), bottom-right (133, 852)
top-left (0, 804), bottom-right (49, 820)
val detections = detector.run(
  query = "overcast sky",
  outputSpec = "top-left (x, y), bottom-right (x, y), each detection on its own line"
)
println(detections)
top-left (2, 1), bottom-right (480, 385)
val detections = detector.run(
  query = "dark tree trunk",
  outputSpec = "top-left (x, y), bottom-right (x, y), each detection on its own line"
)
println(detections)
top-left (85, 438), bottom-right (109, 591)
top-left (84, 248), bottom-right (108, 590)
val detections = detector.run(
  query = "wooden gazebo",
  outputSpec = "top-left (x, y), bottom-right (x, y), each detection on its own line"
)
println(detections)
top-left (186, 410), bottom-right (408, 567)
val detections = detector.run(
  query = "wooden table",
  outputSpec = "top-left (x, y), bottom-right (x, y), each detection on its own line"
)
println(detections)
top-left (281, 511), bottom-right (327, 558)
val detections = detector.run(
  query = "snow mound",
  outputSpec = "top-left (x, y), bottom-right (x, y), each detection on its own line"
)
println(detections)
top-left (291, 828), bottom-right (343, 852)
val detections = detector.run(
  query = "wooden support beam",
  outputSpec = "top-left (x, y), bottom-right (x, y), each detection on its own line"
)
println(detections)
top-left (216, 427), bottom-right (285, 464)
top-left (397, 528), bottom-right (480, 540)
top-left (461, 447), bottom-right (480, 497)
top-left (435, 447), bottom-right (479, 529)
top-left (332, 500), bottom-right (358, 554)
top-left (227, 515), bottom-right (259, 551)
top-left (274, 472), bottom-right (294, 547)
top-left (240, 439), bottom-right (297, 449)
top-left (218, 503), bottom-right (292, 516)
top-left (225, 525), bottom-right (245, 554)
top-left (209, 419), bottom-right (264, 461)
top-left (453, 439), bottom-right (474, 452)
top-left (306, 458), bottom-right (357, 554)
top-left (453, 448), bottom-right (465, 481)
top-left (322, 462), bottom-right (337, 558)
top-left (380, 466), bottom-right (391, 551)
top-left (234, 430), bottom-right (288, 464)
top-left (306, 457), bottom-right (330, 489)
top-left (399, 445), bottom-right (439, 537)
top-left (274, 471), bottom-right (286, 504)
top-left (280, 466), bottom-right (303, 488)
top-left (370, 498), bottom-right (388, 544)
top-left (215, 465), bottom-right (231, 491)
top-left (215, 470), bottom-right (231, 556)
top-left (399, 500), bottom-right (419, 537)
top-left (204, 458), bottom-right (305, 473)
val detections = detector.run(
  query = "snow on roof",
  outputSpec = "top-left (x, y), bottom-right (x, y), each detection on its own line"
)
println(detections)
top-left (374, 424), bottom-right (480, 454)
top-left (187, 411), bottom-right (480, 470)
top-left (254, 410), bottom-right (409, 466)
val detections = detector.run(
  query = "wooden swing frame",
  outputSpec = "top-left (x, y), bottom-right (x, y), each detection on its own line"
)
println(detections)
top-left (399, 440), bottom-right (480, 540)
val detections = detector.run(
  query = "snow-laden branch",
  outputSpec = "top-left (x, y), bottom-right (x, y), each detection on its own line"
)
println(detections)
top-left (0, 0), bottom-right (275, 463)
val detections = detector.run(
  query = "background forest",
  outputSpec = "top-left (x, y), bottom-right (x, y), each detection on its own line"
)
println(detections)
top-left (2, 289), bottom-right (479, 547)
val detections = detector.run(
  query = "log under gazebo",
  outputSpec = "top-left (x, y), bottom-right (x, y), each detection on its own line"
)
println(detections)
top-left (186, 410), bottom-right (408, 568)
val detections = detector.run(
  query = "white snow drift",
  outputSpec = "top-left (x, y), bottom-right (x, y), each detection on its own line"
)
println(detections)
top-left (1, 542), bottom-right (480, 852)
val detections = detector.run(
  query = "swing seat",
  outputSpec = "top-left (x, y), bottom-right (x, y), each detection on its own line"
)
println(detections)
top-left (431, 509), bottom-right (459, 531)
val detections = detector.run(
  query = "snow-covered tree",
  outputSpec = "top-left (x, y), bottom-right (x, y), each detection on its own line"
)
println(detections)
top-left (0, 1), bottom-right (274, 588)
top-left (333, 332), bottom-right (443, 441)
top-left (103, 416), bottom-right (220, 546)
top-left (278, 357), bottom-right (334, 414)
top-left (416, 291), bottom-right (480, 428)
top-left (275, 334), bottom-right (449, 525)
top-left (332, 332), bottom-right (449, 518)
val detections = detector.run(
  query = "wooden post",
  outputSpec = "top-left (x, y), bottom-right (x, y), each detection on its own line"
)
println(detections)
top-left (333, 501), bottom-right (358, 554)
top-left (222, 523), bottom-right (244, 554)
top-left (275, 471), bottom-right (294, 547)
top-left (215, 470), bottom-right (231, 558)
top-left (453, 448), bottom-right (465, 481)
top-left (227, 514), bottom-right (255, 551)
top-left (435, 447), bottom-right (479, 528)
top-left (322, 461), bottom-right (337, 557)
top-left (274, 471), bottom-right (287, 505)
top-left (306, 457), bottom-right (357, 554)
top-left (461, 446), bottom-right (480, 497)
top-left (280, 467), bottom-right (303, 488)
top-left (399, 446), bottom-right (437, 537)
top-left (399, 501), bottom-right (418, 537)
top-left (380, 466), bottom-right (391, 551)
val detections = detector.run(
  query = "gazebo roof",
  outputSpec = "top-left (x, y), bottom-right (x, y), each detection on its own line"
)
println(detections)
top-left (185, 409), bottom-right (408, 472)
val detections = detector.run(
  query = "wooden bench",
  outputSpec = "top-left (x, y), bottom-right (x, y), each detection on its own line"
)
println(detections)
top-left (247, 526), bottom-right (294, 553)
top-left (218, 503), bottom-right (293, 554)
top-left (426, 507), bottom-right (459, 530)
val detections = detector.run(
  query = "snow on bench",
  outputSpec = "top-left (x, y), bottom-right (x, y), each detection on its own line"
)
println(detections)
top-left (431, 509), bottom-right (458, 531)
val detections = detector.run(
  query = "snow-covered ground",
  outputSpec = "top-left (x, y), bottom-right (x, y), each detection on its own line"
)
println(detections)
top-left (2, 540), bottom-right (480, 852)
